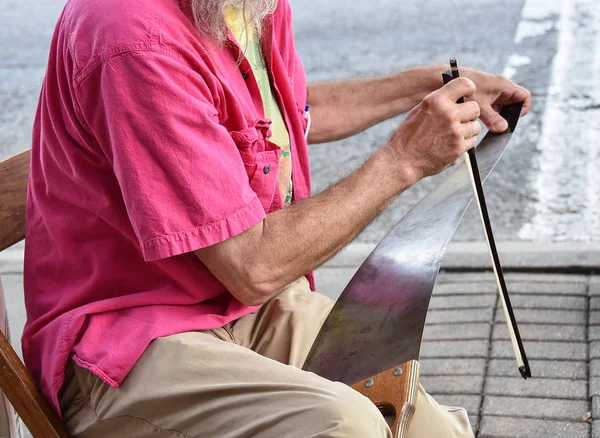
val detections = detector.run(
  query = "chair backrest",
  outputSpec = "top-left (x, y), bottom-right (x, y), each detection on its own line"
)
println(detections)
top-left (0, 151), bottom-right (29, 253)
top-left (0, 151), bottom-right (69, 437)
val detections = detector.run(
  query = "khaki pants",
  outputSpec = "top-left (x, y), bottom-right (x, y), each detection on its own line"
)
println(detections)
top-left (60, 278), bottom-right (473, 437)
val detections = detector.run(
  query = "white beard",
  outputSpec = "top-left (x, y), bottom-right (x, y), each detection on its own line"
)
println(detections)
top-left (191, 0), bottom-right (278, 42)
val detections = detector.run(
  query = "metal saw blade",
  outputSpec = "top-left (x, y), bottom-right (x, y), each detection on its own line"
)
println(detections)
top-left (303, 103), bottom-right (523, 385)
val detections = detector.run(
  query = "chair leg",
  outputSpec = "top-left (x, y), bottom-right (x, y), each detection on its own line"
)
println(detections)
top-left (350, 360), bottom-right (420, 438)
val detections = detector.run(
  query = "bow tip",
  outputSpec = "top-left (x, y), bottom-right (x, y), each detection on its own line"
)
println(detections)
top-left (519, 365), bottom-right (532, 379)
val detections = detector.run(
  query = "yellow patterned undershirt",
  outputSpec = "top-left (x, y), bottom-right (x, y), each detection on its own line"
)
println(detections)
top-left (224, 8), bottom-right (293, 206)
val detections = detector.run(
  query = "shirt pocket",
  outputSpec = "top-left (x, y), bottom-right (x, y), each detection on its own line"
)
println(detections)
top-left (230, 122), bottom-right (281, 213)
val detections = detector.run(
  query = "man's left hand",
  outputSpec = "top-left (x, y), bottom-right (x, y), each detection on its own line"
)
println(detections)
top-left (462, 68), bottom-right (531, 133)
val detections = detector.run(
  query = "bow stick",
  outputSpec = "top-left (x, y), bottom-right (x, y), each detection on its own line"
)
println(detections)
top-left (443, 58), bottom-right (531, 378)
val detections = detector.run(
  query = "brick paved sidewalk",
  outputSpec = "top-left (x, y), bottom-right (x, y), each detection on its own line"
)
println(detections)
top-left (2, 242), bottom-right (600, 437)
top-left (424, 272), bottom-right (595, 438)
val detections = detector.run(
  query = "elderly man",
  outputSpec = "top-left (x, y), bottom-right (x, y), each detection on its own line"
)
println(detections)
top-left (23, 0), bottom-right (530, 436)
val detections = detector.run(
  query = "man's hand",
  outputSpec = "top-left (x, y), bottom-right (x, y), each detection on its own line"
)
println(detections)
top-left (384, 77), bottom-right (481, 181)
top-left (461, 67), bottom-right (531, 133)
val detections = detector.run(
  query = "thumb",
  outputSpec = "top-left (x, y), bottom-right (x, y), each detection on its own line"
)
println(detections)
top-left (480, 104), bottom-right (508, 133)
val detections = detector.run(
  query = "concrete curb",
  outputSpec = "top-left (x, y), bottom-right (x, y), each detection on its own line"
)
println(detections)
top-left (322, 241), bottom-right (600, 274)
top-left (443, 241), bottom-right (600, 273)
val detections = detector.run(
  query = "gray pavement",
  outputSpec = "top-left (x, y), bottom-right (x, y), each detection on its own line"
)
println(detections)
top-left (296, 0), bottom-right (600, 244)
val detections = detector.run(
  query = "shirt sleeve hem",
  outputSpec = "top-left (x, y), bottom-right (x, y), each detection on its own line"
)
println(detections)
top-left (140, 196), bottom-right (266, 262)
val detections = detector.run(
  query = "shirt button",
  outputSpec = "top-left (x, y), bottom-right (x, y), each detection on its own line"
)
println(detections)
top-left (263, 165), bottom-right (271, 174)
top-left (242, 71), bottom-right (250, 80)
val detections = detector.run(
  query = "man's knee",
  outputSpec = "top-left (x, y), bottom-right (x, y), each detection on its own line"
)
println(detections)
top-left (308, 382), bottom-right (391, 438)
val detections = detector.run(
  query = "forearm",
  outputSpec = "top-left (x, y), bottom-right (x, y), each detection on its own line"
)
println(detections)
top-left (195, 147), bottom-right (417, 305)
top-left (306, 65), bottom-right (445, 144)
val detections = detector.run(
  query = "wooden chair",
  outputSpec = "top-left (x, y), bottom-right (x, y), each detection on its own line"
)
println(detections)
top-left (0, 150), bottom-right (69, 437)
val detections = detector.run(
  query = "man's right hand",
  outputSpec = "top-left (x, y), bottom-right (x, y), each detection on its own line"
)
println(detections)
top-left (384, 77), bottom-right (481, 182)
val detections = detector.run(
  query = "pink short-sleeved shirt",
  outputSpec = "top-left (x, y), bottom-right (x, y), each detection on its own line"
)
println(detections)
top-left (23, 0), bottom-right (312, 415)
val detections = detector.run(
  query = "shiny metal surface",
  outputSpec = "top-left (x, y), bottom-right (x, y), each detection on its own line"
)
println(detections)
top-left (303, 103), bottom-right (524, 385)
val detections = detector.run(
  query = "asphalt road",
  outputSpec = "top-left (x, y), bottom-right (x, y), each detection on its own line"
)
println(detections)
top-left (1, 0), bottom-right (598, 243)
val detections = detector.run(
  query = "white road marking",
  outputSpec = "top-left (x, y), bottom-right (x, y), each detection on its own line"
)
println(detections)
top-left (503, 54), bottom-right (531, 80)
top-left (517, 0), bottom-right (600, 241)
top-left (584, 20), bottom-right (600, 238)
top-left (515, 21), bottom-right (554, 44)
top-left (503, 0), bottom-right (561, 80)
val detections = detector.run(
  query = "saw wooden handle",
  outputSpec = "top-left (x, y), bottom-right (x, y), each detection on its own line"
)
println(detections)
top-left (350, 360), bottom-right (420, 438)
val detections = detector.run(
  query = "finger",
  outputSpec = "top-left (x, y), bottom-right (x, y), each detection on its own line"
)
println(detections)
top-left (463, 135), bottom-right (478, 152)
top-left (480, 103), bottom-right (508, 133)
top-left (502, 84), bottom-right (531, 116)
top-left (518, 86), bottom-right (532, 116)
top-left (459, 120), bottom-right (481, 139)
top-left (441, 77), bottom-right (476, 102)
top-left (456, 101), bottom-right (480, 122)
top-left (495, 81), bottom-right (532, 116)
